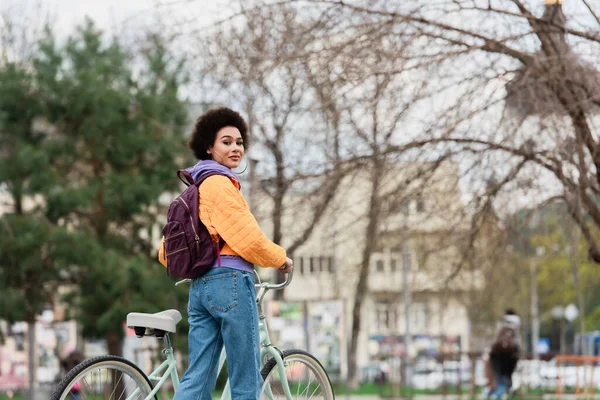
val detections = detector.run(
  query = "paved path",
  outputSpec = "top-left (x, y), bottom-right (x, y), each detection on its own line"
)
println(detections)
top-left (27, 388), bottom-right (599, 399)
top-left (331, 395), bottom-right (593, 400)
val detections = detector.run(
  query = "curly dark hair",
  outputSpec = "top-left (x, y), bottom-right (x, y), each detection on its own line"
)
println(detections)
top-left (188, 107), bottom-right (248, 160)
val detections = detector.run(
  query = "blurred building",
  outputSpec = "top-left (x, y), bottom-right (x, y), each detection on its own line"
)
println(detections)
top-left (0, 287), bottom-right (79, 391)
top-left (251, 160), bottom-right (485, 378)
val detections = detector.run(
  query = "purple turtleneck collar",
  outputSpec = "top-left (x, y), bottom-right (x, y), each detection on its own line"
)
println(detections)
top-left (185, 160), bottom-right (240, 187)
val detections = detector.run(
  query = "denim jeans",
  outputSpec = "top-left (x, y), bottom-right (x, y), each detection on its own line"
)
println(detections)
top-left (174, 267), bottom-right (261, 400)
top-left (490, 371), bottom-right (510, 399)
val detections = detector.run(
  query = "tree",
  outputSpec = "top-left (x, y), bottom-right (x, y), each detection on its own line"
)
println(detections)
top-left (0, 56), bottom-right (72, 400)
top-left (296, 24), bottom-right (461, 383)
top-left (342, 89), bottom-right (453, 387)
top-left (285, 0), bottom-right (600, 361)
top-left (517, 203), bottom-right (600, 352)
top-left (474, 215), bottom-right (529, 342)
top-left (296, 0), bottom-right (600, 264)
top-left (193, 2), bottom-right (479, 383)
top-left (465, 201), bottom-right (600, 353)
top-left (32, 21), bottom-right (190, 363)
top-left (0, 1), bottom-right (50, 65)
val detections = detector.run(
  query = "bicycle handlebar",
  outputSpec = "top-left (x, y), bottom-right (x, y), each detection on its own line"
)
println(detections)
top-left (256, 270), bottom-right (293, 291)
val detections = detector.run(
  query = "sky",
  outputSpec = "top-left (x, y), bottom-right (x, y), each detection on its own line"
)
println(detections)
top-left (49, 0), bottom-right (220, 27)
top-left (3, 0), bottom-right (598, 212)
top-left (4, 0), bottom-right (234, 40)
top-left (46, 0), bottom-right (161, 29)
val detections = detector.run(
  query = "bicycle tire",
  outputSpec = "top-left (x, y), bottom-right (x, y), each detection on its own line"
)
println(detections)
top-left (51, 355), bottom-right (157, 400)
top-left (260, 349), bottom-right (335, 400)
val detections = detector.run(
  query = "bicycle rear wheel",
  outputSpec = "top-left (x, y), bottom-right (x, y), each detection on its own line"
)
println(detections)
top-left (260, 349), bottom-right (334, 400)
top-left (51, 355), bottom-right (156, 400)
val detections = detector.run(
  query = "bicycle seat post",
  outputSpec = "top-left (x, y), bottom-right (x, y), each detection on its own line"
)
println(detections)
top-left (161, 333), bottom-right (174, 355)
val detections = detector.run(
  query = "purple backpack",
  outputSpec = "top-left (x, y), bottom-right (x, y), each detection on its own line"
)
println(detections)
top-left (161, 170), bottom-right (224, 278)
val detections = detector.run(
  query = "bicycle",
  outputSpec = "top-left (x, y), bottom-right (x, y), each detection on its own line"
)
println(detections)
top-left (51, 270), bottom-right (335, 400)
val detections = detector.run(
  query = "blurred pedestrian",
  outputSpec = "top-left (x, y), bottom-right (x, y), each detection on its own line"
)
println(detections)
top-left (484, 309), bottom-right (521, 399)
top-left (376, 358), bottom-right (390, 397)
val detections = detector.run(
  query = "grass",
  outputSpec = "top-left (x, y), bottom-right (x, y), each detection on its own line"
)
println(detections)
top-left (330, 382), bottom-right (586, 398)
top-left (1, 384), bottom-right (592, 399)
top-left (332, 382), bottom-right (476, 396)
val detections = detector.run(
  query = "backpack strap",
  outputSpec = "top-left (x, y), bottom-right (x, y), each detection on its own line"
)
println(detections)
top-left (193, 171), bottom-right (223, 187)
top-left (195, 171), bottom-right (230, 254)
top-left (177, 170), bottom-right (195, 187)
top-left (180, 170), bottom-right (230, 249)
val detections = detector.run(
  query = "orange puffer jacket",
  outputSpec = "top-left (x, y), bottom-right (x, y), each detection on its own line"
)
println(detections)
top-left (158, 175), bottom-right (286, 269)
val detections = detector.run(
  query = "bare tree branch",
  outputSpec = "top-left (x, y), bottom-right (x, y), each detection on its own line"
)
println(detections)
top-left (581, 0), bottom-right (600, 27)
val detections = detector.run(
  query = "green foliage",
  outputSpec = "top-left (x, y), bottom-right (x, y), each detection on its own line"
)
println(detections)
top-left (30, 21), bottom-right (190, 345)
top-left (531, 215), bottom-right (600, 316)
top-left (0, 59), bottom-right (62, 324)
top-left (0, 214), bottom-right (66, 322)
top-left (0, 61), bottom-right (50, 201)
top-left (0, 20), bottom-right (191, 351)
top-left (464, 201), bottom-right (600, 343)
top-left (510, 203), bottom-right (600, 332)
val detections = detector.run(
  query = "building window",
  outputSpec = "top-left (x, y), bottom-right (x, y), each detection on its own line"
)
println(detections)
top-left (297, 256), bottom-right (336, 274)
top-left (416, 199), bottom-right (425, 213)
top-left (376, 260), bottom-right (384, 272)
top-left (401, 200), bottom-right (410, 215)
top-left (390, 258), bottom-right (398, 272)
top-left (375, 301), bottom-right (397, 332)
top-left (412, 302), bottom-right (429, 332)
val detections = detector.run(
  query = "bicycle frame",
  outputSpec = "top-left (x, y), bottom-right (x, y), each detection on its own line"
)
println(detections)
top-left (128, 334), bottom-right (180, 400)
top-left (130, 272), bottom-right (294, 400)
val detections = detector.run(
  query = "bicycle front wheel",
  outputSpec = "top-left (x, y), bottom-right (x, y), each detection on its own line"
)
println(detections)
top-left (260, 349), bottom-right (334, 400)
top-left (51, 355), bottom-right (156, 400)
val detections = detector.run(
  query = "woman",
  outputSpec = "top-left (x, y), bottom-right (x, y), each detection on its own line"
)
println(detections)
top-left (159, 107), bottom-right (293, 399)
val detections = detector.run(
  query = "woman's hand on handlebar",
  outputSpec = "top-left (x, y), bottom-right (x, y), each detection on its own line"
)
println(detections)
top-left (278, 257), bottom-right (294, 274)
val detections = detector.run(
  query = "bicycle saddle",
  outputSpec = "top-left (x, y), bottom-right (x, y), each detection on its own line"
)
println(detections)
top-left (127, 309), bottom-right (182, 338)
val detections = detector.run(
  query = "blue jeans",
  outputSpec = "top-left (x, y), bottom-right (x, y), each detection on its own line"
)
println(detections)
top-left (174, 268), bottom-right (262, 400)
top-left (491, 371), bottom-right (509, 399)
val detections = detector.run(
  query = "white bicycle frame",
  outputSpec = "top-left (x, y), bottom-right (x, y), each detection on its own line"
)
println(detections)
top-left (130, 271), bottom-right (294, 400)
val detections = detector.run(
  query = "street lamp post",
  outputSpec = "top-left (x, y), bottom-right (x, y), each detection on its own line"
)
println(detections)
top-left (551, 306), bottom-right (566, 353)
top-left (551, 304), bottom-right (579, 353)
top-left (531, 246), bottom-right (545, 360)
top-left (402, 224), bottom-right (412, 395)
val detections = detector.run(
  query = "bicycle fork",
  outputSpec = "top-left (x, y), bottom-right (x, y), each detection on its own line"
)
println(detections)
top-left (259, 314), bottom-right (293, 400)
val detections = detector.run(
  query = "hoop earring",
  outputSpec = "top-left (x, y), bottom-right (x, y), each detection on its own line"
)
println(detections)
top-left (234, 158), bottom-right (248, 174)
